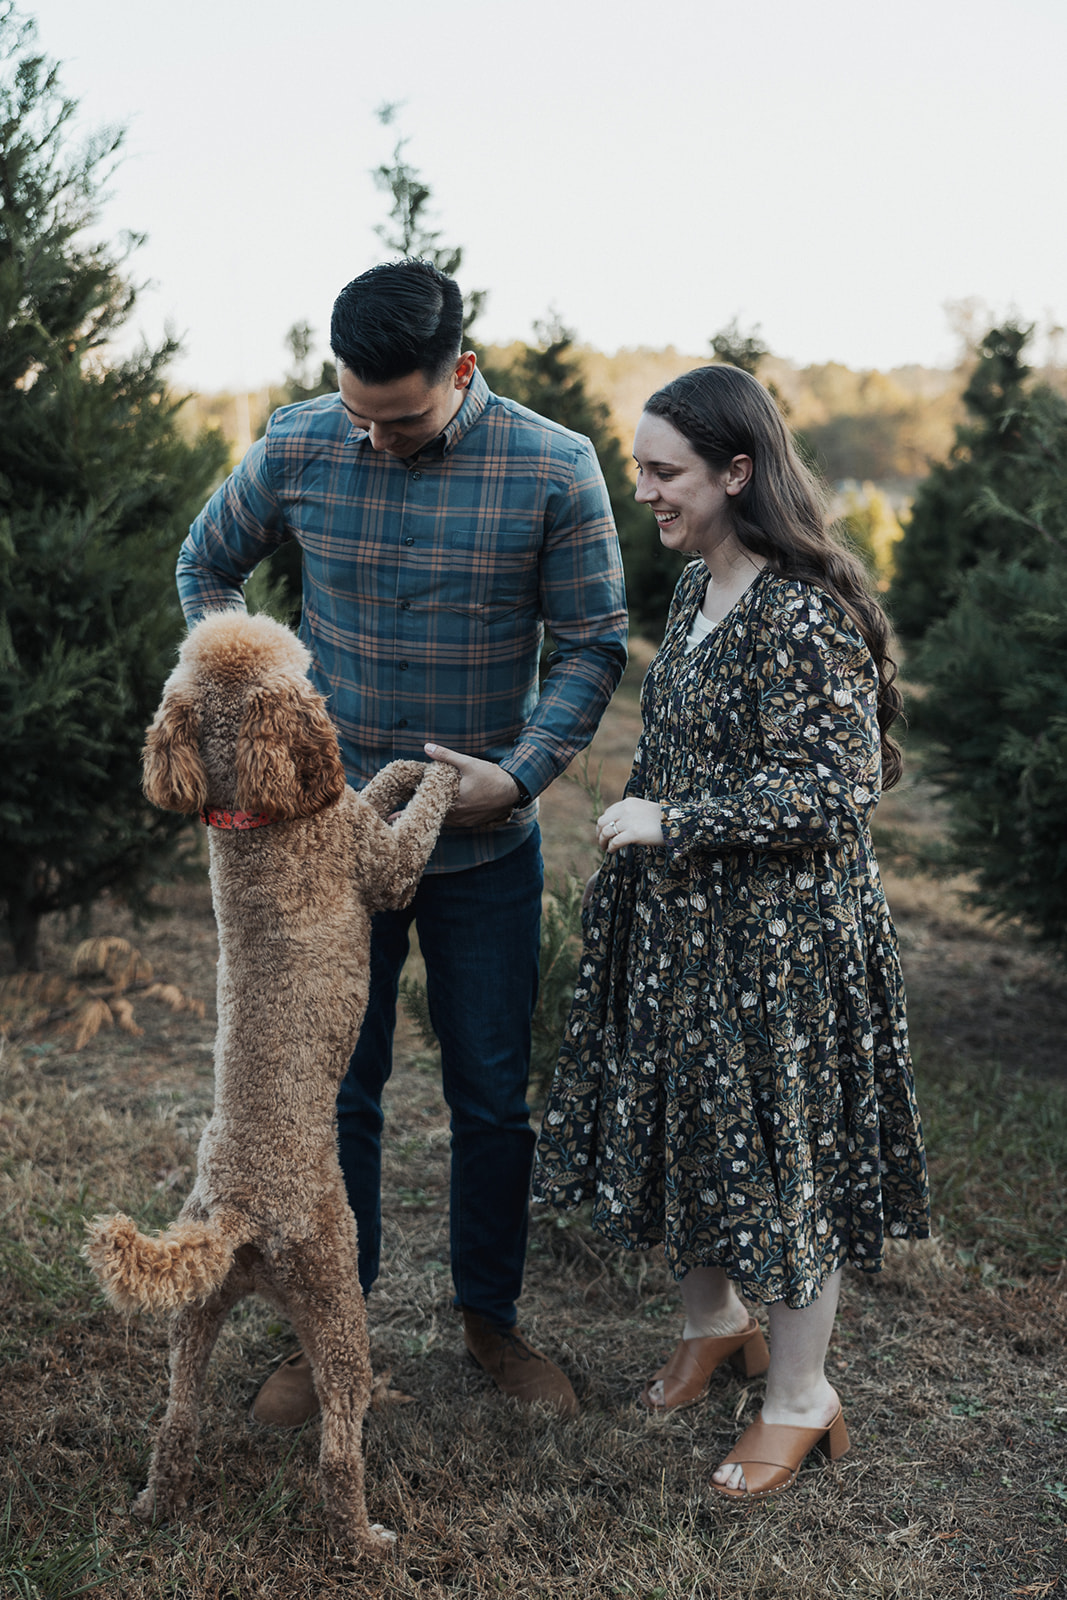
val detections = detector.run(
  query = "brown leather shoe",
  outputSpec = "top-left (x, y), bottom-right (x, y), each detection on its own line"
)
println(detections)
top-left (462, 1310), bottom-right (579, 1417)
top-left (250, 1350), bottom-right (320, 1428)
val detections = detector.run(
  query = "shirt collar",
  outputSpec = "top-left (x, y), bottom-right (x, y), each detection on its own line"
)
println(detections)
top-left (343, 366), bottom-right (491, 462)
top-left (439, 366), bottom-right (489, 456)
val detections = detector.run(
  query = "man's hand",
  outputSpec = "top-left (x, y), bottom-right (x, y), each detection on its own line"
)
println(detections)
top-left (424, 744), bottom-right (523, 829)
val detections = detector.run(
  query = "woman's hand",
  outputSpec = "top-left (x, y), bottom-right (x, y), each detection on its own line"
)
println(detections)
top-left (596, 798), bottom-right (664, 854)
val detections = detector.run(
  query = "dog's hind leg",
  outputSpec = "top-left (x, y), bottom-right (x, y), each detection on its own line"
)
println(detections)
top-left (133, 1265), bottom-right (247, 1524)
top-left (276, 1231), bottom-right (396, 1554)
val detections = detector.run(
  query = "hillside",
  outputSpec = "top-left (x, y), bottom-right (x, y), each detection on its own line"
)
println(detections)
top-left (182, 344), bottom-right (969, 499)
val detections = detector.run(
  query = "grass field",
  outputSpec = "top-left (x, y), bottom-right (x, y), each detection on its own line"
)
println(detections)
top-left (2, 655), bottom-right (1066, 1599)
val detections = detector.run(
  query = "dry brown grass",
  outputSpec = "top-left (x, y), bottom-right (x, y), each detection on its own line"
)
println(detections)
top-left (3, 658), bottom-right (1066, 1598)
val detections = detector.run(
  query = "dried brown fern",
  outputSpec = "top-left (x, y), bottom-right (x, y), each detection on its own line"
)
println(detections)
top-left (70, 998), bottom-right (115, 1050)
top-left (0, 971), bottom-right (83, 1036)
top-left (0, 936), bottom-right (204, 1049)
top-left (72, 936), bottom-right (154, 991)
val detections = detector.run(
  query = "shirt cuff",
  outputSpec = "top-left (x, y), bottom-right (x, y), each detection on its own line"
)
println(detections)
top-left (499, 766), bottom-right (535, 809)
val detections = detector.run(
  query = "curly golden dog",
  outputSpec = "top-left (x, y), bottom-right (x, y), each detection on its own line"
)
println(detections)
top-left (85, 609), bottom-right (459, 1553)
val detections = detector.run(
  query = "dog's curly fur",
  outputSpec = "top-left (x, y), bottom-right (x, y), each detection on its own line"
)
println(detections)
top-left (84, 610), bottom-right (459, 1553)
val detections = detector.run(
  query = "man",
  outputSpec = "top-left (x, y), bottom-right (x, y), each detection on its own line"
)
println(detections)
top-left (177, 259), bottom-right (627, 1420)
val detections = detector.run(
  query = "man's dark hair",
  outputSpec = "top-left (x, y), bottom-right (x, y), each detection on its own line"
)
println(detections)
top-left (330, 259), bottom-right (464, 385)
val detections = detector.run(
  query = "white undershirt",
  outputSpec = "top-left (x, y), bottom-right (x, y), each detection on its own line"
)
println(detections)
top-left (684, 608), bottom-right (717, 654)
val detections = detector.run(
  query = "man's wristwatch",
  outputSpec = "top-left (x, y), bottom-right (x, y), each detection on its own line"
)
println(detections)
top-left (504, 771), bottom-right (533, 809)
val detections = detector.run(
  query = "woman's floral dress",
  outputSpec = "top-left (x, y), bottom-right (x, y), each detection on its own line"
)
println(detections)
top-left (534, 563), bottom-right (930, 1309)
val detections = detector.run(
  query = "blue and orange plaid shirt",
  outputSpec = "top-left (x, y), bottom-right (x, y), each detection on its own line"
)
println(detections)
top-left (177, 368), bottom-right (628, 872)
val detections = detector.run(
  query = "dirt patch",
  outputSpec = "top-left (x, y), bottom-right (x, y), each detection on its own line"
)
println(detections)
top-left (887, 870), bottom-right (1067, 1083)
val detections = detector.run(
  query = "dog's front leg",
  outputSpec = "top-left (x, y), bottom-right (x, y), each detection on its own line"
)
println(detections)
top-left (359, 762), bottom-right (461, 911)
top-left (133, 1276), bottom-right (242, 1523)
top-left (358, 759), bottom-right (430, 820)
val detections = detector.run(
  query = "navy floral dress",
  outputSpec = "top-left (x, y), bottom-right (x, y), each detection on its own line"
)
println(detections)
top-left (534, 563), bottom-right (930, 1309)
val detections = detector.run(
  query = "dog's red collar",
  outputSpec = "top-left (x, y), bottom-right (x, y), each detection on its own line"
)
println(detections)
top-left (200, 808), bottom-right (275, 830)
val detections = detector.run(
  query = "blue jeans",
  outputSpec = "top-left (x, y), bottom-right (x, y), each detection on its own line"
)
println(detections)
top-left (336, 829), bottom-right (542, 1331)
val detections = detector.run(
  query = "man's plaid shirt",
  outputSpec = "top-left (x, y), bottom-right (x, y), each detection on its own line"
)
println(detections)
top-left (177, 369), bottom-right (628, 872)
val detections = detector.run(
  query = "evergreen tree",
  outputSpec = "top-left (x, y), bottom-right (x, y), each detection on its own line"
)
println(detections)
top-left (0, 7), bottom-right (227, 968)
top-left (710, 316), bottom-right (789, 418)
top-left (266, 101), bottom-right (491, 422)
top-left (710, 316), bottom-right (770, 377)
top-left (372, 101), bottom-right (486, 340)
top-left (250, 320), bottom-right (338, 623)
top-left (890, 323), bottom-right (1033, 641)
top-left (275, 319), bottom-right (338, 404)
top-left (367, 106), bottom-right (671, 627)
top-left (276, 112), bottom-right (674, 637)
top-left (912, 383), bottom-right (1067, 950)
top-left (255, 105), bottom-right (494, 623)
top-left (494, 318), bottom-right (677, 638)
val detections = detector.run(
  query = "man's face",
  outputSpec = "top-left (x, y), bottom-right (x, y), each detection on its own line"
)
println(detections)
top-left (337, 354), bottom-right (476, 458)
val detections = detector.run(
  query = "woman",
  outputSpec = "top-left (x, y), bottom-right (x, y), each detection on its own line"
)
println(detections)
top-left (534, 364), bottom-right (930, 1499)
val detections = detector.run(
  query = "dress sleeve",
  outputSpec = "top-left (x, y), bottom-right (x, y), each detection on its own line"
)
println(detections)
top-left (660, 585), bottom-right (883, 856)
top-left (623, 735), bottom-right (649, 800)
top-left (624, 561), bottom-right (702, 804)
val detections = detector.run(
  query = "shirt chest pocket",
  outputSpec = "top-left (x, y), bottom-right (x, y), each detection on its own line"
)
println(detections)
top-left (438, 526), bottom-right (541, 618)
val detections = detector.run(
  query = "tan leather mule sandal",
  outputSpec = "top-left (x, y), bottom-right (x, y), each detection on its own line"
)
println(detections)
top-left (710, 1404), bottom-right (851, 1499)
top-left (639, 1317), bottom-right (771, 1413)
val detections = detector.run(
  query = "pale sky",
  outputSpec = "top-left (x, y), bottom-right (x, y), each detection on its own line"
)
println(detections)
top-left (26, 0), bottom-right (1067, 394)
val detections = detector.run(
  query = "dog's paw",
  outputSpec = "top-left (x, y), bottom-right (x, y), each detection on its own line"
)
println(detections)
top-left (131, 1487), bottom-right (158, 1523)
top-left (132, 1484), bottom-right (185, 1524)
top-left (369, 1368), bottom-right (414, 1408)
top-left (424, 762), bottom-right (461, 798)
top-left (327, 1509), bottom-right (398, 1555)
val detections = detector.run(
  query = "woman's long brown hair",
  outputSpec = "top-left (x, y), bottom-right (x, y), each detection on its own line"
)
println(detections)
top-left (644, 364), bottom-right (904, 789)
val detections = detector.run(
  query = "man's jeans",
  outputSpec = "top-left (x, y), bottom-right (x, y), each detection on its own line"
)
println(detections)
top-left (336, 829), bottom-right (542, 1331)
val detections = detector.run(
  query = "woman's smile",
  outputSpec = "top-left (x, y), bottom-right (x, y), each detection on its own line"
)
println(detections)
top-left (633, 413), bottom-right (738, 558)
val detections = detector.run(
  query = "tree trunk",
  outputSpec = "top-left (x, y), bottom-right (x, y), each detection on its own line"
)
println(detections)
top-left (7, 896), bottom-right (42, 971)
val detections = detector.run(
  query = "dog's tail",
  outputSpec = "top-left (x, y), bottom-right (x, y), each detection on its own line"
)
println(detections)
top-left (84, 1210), bottom-right (242, 1314)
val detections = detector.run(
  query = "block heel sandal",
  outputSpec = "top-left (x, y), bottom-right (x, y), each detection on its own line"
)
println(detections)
top-left (710, 1404), bottom-right (851, 1499)
top-left (639, 1318), bottom-right (771, 1413)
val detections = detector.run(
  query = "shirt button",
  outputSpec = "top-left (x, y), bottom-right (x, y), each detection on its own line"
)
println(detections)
top-left (410, 469), bottom-right (423, 481)
top-left (399, 600), bottom-right (411, 610)
top-left (396, 718), bottom-right (408, 729)
top-left (403, 535), bottom-right (415, 546)
top-left (398, 660), bottom-right (409, 671)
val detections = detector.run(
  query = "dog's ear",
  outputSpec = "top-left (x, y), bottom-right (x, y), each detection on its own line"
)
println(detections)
top-left (143, 690), bottom-right (208, 813)
top-left (235, 679), bottom-right (347, 819)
